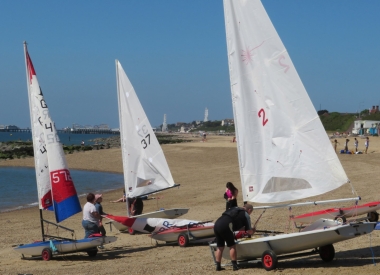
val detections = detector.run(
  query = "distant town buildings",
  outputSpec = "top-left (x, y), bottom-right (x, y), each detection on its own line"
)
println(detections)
top-left (369, 106), bottom-right (379, 114)
top-left (352, 120), bottom-right (380, 135)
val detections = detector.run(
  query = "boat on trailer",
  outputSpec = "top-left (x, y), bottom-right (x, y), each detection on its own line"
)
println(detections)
top-left (105, 214), bottom-right (214, 247)
top-left (14, 43), bottom-right (117, 261)
top-left (107, 61), bottom-right (189, 234)
top-left (209, 0), bottom-right (377, 271)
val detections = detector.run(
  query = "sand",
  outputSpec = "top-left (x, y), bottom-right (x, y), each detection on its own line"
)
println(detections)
top-left (0, 134), bottom-right (379, 274)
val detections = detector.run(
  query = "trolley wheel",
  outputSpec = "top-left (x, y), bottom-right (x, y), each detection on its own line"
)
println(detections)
top-left (319, 244), bottom-right (335, 262)
top-left (128, 227), bottom-right (136, 235)
top-left (367, 211), bottom-right (379, 222)
top-left (87, 248), bottom-right (98, 257)
top-left (41, 248), bottom-right (53, 261)
top-left (177, 233), bottom-right (189, 247)
top-left (261, 250), bottom-right (278, 271)
top-left (334, 216), bottom-right (346, 224)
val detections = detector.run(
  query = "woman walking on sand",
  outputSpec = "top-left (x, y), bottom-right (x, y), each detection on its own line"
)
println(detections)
top-left (224, 182), bottom-right (238, 210)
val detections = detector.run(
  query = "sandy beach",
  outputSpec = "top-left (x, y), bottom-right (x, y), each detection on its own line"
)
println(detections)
top-left (1, 134), bottom-right (380, 274)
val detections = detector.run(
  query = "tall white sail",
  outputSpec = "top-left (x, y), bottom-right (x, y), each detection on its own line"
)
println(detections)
top-left (24, 43), bottom-right (81, 222)
top-left (25, 46), bottom-right (52, 210)
top-left (115, 60), bottom-right (177, 198)
top-left (223, 0), bottom-right (350, 203)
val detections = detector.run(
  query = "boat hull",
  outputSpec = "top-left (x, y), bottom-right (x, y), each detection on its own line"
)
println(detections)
top-left (293, 201), bottom-right (380, 223)
top-left (108, 208), bottom-right (189, 232)
top-left (210, 222), bottom-right (376, 261)
top-left (14, 236), bottom-right (117, 257)
top-left (152, 224), bottom-right (214, 242)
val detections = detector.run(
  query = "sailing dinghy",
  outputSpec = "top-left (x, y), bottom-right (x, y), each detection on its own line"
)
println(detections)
top-left (209, 1), bottom-right (376, 270)
top-left (105, 61), bottom-right (189, 234)
top-left (14, 43), bottom-right (116, 260)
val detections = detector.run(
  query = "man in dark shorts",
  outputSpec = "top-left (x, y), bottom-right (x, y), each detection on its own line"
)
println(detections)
top-left (213, 204), bottom-right (255, 271)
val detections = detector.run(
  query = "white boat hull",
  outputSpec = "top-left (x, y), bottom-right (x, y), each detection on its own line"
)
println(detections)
top-left (152, 225), bottom-right (214, 242)
top-left (210, 221), bottom-right (376, 261)
top-left (109, 208), bottom-right (189, 232)
top-left (14, 236), bottom-right (117, 257)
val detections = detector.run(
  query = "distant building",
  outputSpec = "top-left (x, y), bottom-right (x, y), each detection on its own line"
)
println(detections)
top-left (369, 106), bottom-right (379, 114)
top-left (352, 120), bottom-right (380, 135)
top-left (222, 119), bottom-right (234, 126)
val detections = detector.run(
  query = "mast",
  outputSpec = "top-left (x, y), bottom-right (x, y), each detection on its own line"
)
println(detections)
top-left (115, 60), bottom-right (131, 216)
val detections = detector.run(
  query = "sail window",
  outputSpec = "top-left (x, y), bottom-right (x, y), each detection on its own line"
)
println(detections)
top-left (262, 177), bottom-right (311, 193)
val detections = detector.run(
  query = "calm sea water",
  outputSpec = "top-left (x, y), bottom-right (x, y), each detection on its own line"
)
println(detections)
top-left (0, 132), bottom-right (119, 145)
top-left (0, 167), bottom-right (124, 212)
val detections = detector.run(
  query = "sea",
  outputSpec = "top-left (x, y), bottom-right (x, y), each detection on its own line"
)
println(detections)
top-left (0, 131), bottom-right (118, 145)
top-left (0, 167), bottom-right (124, 212)
top-left (0, 132), bottom-right (124, 212)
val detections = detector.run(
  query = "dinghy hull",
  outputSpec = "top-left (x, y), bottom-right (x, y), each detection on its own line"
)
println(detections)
top-left (293, 201), bottom-right (380, 223)
top-left (210, 221), bottom-right (375, 261)
top-left (14, 236), bottom-right (117, 257)
top-left (151, 223), bottom-right (214, 243)
top-left (107, 208), bottom-right (189, 232)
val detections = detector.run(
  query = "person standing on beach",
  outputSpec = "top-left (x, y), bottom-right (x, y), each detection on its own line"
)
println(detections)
top-left (213, 204), bottom-right (255, 271)
top-left (224, 182), bottom-right (238, 210)
top-left (354, 138), bottom-right (359, 152)
top-left (344, 138), bottom-right (349, 152)
top-left (333, 139), bottom-right (339, 153)
top-left (82, 193), bottom-right (101, 238)
top-left (95, 194), bottom-right (107, 237)
top-left (365, 137), bottom-right (369, 154)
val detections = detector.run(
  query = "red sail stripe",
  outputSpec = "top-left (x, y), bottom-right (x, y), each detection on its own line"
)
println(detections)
top-left (25, 51), bottom-right (36, 83)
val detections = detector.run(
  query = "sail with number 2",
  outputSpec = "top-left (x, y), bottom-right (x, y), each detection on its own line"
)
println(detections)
top-left (223, 0), bottom-right (354, 204)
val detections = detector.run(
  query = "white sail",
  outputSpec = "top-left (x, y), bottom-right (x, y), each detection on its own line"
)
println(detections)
top-left (24, 43), bottom-right (81, 222)
top-left (25, 46), bottom-right (52, 210)
top-left (223, 0), bottom-right (351, 203)
top-left (115, 60), bottom-right (177, 198)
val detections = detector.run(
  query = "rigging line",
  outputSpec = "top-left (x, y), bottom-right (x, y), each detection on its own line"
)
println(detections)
top-left (253, 209), bottom-right (266, 229)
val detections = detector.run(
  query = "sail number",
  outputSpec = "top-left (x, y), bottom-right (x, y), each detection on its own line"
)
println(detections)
top-left (52, 169), bottom-right (73, 183)
top-left (258, 108), bottom-right (268, 126)
top-left (137, 125), bottom-right (151, 149)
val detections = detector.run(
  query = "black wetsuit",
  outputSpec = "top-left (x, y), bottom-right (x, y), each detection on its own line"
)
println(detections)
top-left (213, 207), bottom-right (251, 247)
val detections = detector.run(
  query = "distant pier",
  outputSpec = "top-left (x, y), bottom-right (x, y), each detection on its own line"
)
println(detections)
top-left (0, 128), bottom-right (119, 134)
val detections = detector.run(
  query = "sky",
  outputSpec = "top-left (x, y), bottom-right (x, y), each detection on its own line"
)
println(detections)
top-left (1, 0), bottom-right (380, 129)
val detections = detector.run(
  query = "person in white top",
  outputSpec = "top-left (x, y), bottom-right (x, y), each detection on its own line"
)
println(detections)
top-left (365, 137), bottom-right (369, 154)
top-left (82, 193), bottom-right (101, 238)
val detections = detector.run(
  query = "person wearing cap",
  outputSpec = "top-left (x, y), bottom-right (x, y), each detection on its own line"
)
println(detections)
top-left (95, 194), bottom-right (107, 237)
top-left (213, 204), bottom-right (255, 271)
top-left (82, 193), bottom-right (101, 238)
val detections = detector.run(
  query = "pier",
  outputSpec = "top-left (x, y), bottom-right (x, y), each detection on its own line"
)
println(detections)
top-left (0, 128), bottom-right (119, 134)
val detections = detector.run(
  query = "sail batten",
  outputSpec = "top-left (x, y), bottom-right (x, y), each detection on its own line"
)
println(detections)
top-left (115, 60), bottom-right (178, 198)
top-left (223, 0), bottom-right (350, 203)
